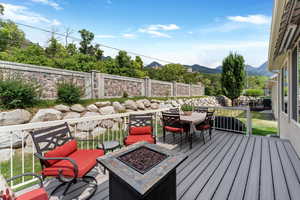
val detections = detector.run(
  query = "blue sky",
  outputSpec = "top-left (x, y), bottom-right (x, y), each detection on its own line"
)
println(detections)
top-left (0, 0), bottom-right (273, 67)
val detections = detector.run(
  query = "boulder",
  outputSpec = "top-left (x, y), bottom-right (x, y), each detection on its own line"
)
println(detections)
top-left (54, 104), bottom-right (70, 112)
top-left (0, 109), bottom-right (31, 126)
top-left (177, 99), bottom-right (184, 105)
top-left (31, 109), bottom-right (62, 122)
top-left (171, 100), bottom-right (179, 107)
top-left (95, 101), bottom-right (111, 108)
top-left (86, 104), bottom-right (98, 112)
top-left (112, 102), bottom-right (125, 112)
top-left (151, 103), bottom-right (159, 109)
top-left (99, 106), bottom-right (115, 115)
top-left (143, 99), bottom-right (151, 107)
top-left (63, 112), bottom-right (81, 119)
top-left (76, 112), bottom-right (100, 132)
top-left (136, 100), bottom-right (145, 110)
top-left (70, 104), bottom-right (86, 113)
top-left (0, 131), bottom-right (27, 150)
top-left (151, 99), bottom-right (160, 103)
top-left (100, 119), bottom-right (115, 129)
top-left (124, 100), bottom-right (137, 110)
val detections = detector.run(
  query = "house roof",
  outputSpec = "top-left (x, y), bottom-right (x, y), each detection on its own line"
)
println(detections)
top-left (268, 0), bottom-right (300, 71)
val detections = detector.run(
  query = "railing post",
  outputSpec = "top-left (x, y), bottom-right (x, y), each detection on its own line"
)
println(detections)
top-left (155, 112), bottom-right (158, 138)
top-left (246, 107), bottom-right (252, 136)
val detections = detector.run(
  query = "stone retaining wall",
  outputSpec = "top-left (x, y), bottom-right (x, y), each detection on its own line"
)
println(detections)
top-left (0, 60), bottom-right (205, 99)
top-left (151, 80), bottom-right (173, 97)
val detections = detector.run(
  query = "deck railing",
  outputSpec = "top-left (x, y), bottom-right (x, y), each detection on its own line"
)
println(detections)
top-left (0, 108), bottom-right (169, 189)
top-left (196, 106), bottom-right (252, 135)
top-left (0, 106), bottom-right (252, 190)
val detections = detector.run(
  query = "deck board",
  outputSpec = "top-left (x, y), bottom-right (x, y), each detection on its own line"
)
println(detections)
top-left (22, 131), bottom-right (300, 200)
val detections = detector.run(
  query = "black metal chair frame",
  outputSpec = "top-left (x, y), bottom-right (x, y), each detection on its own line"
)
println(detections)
top-left (197, 111), bottom-right (215, 143)
top-left (125, 113), bottom-right (156, 143)
top-left (161, 112), bottom-right (188, 147)
top-left (30, 122), bottom-right (99, 200)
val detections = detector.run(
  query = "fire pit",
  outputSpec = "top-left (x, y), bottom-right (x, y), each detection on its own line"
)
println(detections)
top-left (117, 146), bottom-right (168, 174)
top-left (97, 142), bottom-right (187, 200)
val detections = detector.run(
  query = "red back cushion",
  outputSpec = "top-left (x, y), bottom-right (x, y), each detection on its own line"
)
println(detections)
top-left (130, 126), bottom-right (152, 135)
top-left (44, 140), bottom-right (77, 166)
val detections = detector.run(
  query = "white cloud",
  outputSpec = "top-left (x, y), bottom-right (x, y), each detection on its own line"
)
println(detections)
top-left (138, 24), bottom-right (179, 38)
top-left (147, 24), bottom-right (180, 31)
top-left (95, 34), bottom-right (116, 38)
top-left (122, 33), bottom-right (136, 39)
top-left (1, 3), bottom-right (61, 26)
top-left (139, 29), bottom-right (171, 38)
top-left (227, 15), bottom-right (271, 25)
top-left (31, 0), bottom-right (62, 10)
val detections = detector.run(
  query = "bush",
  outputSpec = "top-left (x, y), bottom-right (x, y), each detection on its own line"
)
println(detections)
top-left (244, 89), bottom-right (264, 97)
top-left (57, 82), bottom-right (82, 104)
top-left (181, 104), bottom-right (194, 112)
top-left (0, 79), bottom-right (40, 109)
top-left (122, 91), bottom-right (128, 98)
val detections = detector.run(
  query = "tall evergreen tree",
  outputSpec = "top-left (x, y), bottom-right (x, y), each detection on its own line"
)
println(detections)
top-left (221, 52), bottom-right (246, 103)
top-left (0, 4), bottom-right (4, 15)
top-left (78, 29), bottom-right (94, 55)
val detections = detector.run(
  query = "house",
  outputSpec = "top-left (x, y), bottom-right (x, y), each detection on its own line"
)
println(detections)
top-left (268, 0), bottom-right (300, 154)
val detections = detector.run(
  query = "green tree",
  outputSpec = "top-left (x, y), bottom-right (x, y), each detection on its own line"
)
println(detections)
top-left (0, 4), bottom-right (4, 15)
top-left (221, 53), bottom-right (246, 102)
top-left (0, 20), bottom-right (26, 51)
top-left (66, 43), bottom-right (77, 56)
top-left (45, 36), bottom-right (67, 58)
top-left (135, 56), bottom-right (143, 69)
top-left (78, 29), bottom-right (94, 55)
top-left (156, 64), bottom-right (186, 82)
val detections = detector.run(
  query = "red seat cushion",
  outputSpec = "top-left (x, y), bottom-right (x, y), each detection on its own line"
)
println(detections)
top-left (165, 126), bottom-right (184, 133)
top-left (16, 188), bottom-right (48, 200)
top-left (196, 124), bottom-right (211, 130)
top-left (44, 140), bottom-right (77, 165)
top-left (42, 149), bottom-right (104, 178)
top-left (129, 126), bottom-right (152, 135)
top-left (124, 135), bottom-right (155, 146)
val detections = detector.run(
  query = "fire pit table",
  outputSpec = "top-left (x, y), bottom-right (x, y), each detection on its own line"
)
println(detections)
top-left (97, 142), bottom-right (187, 200)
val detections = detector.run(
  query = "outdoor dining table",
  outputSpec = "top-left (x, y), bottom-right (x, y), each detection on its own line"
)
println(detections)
top-left (180, 112), bottom-right (207, 149)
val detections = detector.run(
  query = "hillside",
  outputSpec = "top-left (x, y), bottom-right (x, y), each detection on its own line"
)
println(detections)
top-left (146, 61), bottom-right (272, 76)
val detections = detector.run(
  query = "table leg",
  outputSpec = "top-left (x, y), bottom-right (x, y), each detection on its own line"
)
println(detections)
top-left (189, 123), bottom-right (193, 149)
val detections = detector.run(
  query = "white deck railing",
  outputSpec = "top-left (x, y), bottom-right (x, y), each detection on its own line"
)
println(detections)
top-left (0, 106), bottom-right (252, 189)
top-left (0, 108), bottom-right (169, 189)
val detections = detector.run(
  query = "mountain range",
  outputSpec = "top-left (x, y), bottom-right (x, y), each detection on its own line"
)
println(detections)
top-left (146, 61), bottom-right (272, 76)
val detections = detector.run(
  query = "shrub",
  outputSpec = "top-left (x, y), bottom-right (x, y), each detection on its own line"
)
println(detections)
top-left (181, 104), bottom-right (194, 112)
top-left (122, 91), bottom-right (128, 98)
top-left (57, 82), bottom-right (82, 104)
top-left (0, 79), bottom-right (40, 109)
top-left (244, 89), bottom-right (264, 97)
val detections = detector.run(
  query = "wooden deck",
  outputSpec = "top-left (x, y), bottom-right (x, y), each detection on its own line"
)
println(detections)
top-left (21, 131), bottom-right (300, 200)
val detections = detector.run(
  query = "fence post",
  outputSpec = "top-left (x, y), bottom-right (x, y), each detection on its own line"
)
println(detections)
top-left (173, 81), bottom-right (177, 97)
top-left (246, 107), bottom-right (252, 136)
top-left (144, 77), bottom-right (151, 97)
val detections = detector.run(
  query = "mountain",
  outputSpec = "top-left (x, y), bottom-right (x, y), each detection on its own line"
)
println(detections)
top-left (146, 61), bottom-right (273, 76)
top-left (188, 64), bottom-right (222, 74)
top-left (146, 61), bottom-right (162, 68)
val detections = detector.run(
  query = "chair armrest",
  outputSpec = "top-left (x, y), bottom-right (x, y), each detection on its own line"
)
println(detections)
top-left (6, 173), bottom-right (44, 188)
top-left (34, 153), bottom-right (79, 181)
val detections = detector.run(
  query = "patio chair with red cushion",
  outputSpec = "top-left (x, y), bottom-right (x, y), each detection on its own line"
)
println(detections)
top-left (196, 110), bottom-right (215, 143)
top-left (30, 122), bottom-right (104, 199)
top-left (1, 173), bottom-right (48, 200)
top-left (161, 112), bottom-right (188, 146)
top-left (124, 114), bottom-right (155, 146)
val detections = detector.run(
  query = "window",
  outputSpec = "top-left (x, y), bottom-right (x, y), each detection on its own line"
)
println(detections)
top-left (282, 66), bottom-right (288, 114)
top-left (292, 47), bottom-right (298, 121)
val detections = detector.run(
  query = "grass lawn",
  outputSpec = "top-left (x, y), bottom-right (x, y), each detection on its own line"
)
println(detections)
top-left (240, 111), bottom-right (277, 136)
